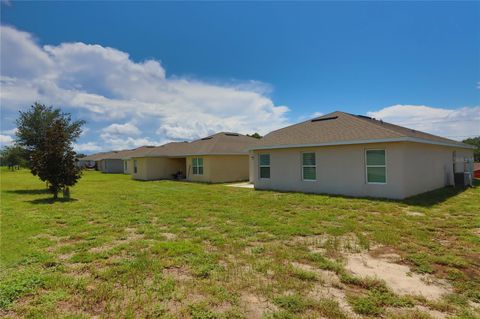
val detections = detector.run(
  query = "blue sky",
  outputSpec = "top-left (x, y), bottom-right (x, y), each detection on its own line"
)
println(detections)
top-left (1, 1), bottom-right (479, 152)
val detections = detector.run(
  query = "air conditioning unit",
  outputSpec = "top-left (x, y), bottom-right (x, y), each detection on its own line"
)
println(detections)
top-left (454, 172), bottom-right (473, 187)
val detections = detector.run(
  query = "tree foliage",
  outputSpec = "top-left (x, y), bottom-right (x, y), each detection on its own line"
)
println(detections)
top-left (15, 103), bottom-right (85, 199)
top-left (0, 145), bottom-right (29, 169)
top-left (247, 132), bottom-right (262, 139)
top-left (462, 136), bottom-right (480, 161)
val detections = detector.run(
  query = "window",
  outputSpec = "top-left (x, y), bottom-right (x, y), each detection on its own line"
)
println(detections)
top-left (302, 152), bottom-right (316, 181)
top-left (259, 154), bottom-right (270, 179)
top-left (192, 157), bottom-right (204, 175)
top-left (366, 149), bottom-right (386, 184)
top-left (124, 161), bottom-right (128, 172)
top-left (133, 160), bottom-right (138, 174)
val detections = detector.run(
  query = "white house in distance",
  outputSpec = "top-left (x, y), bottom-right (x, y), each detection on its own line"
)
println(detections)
top-left (249, 111), bottom-right (474, 199)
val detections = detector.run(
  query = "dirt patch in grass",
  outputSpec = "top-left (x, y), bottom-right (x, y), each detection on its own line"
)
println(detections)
top-left (405, 210), bottom-right (425, 217)
top-left (291, 261), bottom-right (358, 317)
top-left (160, 232), bottom-right (177, 240)
top-left (163, 266), bottom-right (192, 281)
top-left (386, 305), bottom-right (448, 319)
top-left (291, 261), bottom-right (341, 286)
top-left (240, 292), bottom-right (277, 319)
top-left (345, 250), bottom-right (451, 300)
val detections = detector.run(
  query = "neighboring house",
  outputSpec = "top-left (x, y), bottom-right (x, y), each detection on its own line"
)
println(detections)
top-left (81, 152), bottom-right (108, 170)
top-left (122, 146), bottom-right (156, 175)
top-left (474, 163), bottom-right (480, 179)
top-left (183, 132), bottom-right (258, 183)
top-left (249, 111), bottom-right (474, 199)
top-left (76, 157), bottom-right (95, 169)
top-left (129, 132), bottom-right (259, 183)
top-left (83, 150), bottom-right (132, 173)
top-left (127, 142), bottom-right (188, 180)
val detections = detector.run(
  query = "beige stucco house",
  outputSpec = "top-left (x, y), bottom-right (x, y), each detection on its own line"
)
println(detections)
top-left (249, 111), bottom-right (474, 199)
top-left (121, 146), bottom-right (156, 175)
top-left (128, 132), bottom-right (258, 183)
top-left (126, 142), bottom-right (188, 180)
top-left (183, 133), bottom-right (256, 183)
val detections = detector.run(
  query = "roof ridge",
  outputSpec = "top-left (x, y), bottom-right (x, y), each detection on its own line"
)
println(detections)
top-left (263, 110), bottom-right (341, 137)
top-left (350, 112), bottom-right (464, 144)
top-left (342, 112), bottom-right (406, 138)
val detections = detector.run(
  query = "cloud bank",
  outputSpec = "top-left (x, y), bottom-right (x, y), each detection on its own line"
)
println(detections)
top-left (0, 25), bottom-right (289, 151)
top-left (367, 105), bottom-right (480, 140)
top-left (1, 26), bottom-right (478, 151)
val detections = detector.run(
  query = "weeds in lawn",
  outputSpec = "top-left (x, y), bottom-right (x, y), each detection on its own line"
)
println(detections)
top-left (1, 169), bottom-right (479, 318)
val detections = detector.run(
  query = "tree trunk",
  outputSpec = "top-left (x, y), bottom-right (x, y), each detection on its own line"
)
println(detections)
top-left (63, 187), bottom-right (70, 199)
top-left (53, 191), bottom-right (58, 199)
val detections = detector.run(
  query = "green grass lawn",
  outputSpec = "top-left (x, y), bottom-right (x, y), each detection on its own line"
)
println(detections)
top-left (1, 168), bottom-right (479, 318)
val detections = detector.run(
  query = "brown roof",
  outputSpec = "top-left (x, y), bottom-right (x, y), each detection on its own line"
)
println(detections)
top-left (181, 132), bottom-right (259, 156)
top-left (130, 132), bottom-right (259, 158)
top-left (129, 142), bottom-right (190, 158)
top-left (252, 111), bottom-right (472, 150)
top-left (83, 146), bottom-right (156, 161)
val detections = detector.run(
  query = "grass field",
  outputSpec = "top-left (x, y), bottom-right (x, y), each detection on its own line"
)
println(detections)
top-left (1, 168), bottom-right (479, 318)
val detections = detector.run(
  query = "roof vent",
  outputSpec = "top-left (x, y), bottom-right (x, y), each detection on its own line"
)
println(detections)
top-left (146, 146), bottom-right (155, 148)
top-left (201, 137), bottom-right (213, 140)
top-left (225, 133), bottom-right (239, 136)
top-left (311, 116), bottom-right (338, 122)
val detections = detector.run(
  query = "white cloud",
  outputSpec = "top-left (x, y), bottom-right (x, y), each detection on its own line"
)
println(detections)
top-left (102, 123), bottom-right (140, 136)
top-left (367, 105), bottom-right (480, 141)
top-left (73, 142), bottom-right (102, 152)
top-left (0, 25), bottom-right (290, 151)
top-left (0, 134), bottom-right (14, 146)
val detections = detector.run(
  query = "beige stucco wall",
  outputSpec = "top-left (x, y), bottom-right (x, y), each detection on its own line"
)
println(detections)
top-left (252, 142), bottom-right (474, 199)
top-left (402, 143), bottom-right (474, 197)
top-left (132, 157), bottom-right (186, 181)
top-left (186, 155), bottom-right (249, 183)
top-left (123, 159), bottom-right (134, 175)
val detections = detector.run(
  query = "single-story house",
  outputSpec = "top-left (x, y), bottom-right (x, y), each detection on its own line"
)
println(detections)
top-left (126, 142), bottom-right (189, 180)
top-left (183, 132), bottom-right (258, 183)
top-left (129, 132), bottom-right (259, 183)
top-left (83, 150), bottom-right (132, 174)
top-left (122, 146), bottom-right (156, 175)
top-left (249, 111), bottom-right (474, 199)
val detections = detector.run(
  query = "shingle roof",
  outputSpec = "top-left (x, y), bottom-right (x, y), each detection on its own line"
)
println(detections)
top-left (181, 132), bottom-right (259, 156)
top-left (83, 146), bottom-right (156, 161)
top-left (251, 111), bottom-right (472, 150)
top-left (128, 142), bottom-right (190, 158)
top-left (130, 132), bottom-right (259, 158)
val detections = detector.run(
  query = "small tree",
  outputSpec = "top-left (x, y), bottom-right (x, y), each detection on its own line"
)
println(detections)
top-left (0, 145), bottom-right (28, 169)
top-left (16, 103), bottom-right (85, 199)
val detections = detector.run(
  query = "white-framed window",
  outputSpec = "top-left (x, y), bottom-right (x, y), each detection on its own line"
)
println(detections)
top-left (259, 154), bottom-right (270, 179)
top-left (302, 152), bottom-right (316, 181)
top-left (133, 160), bottom-right (138, 174)
top-left (192, 157), bottom-right (204, 175)
top-left (365, 149), bottom-right (386, 184)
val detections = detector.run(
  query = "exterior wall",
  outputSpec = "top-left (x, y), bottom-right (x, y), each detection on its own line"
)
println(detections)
top-left (132, 157), bottom-right (185, 181)
top-left (123, 159), bottom-right (134, 175)
top-left (186, 155), bottom-right (250, 183)
top-left (252, 142), bottom-right (474, 199)
top-left (100, 159), bottom-right (124, 173)
top-left (252, 142), bottom-right (407, 199)
top-left (402, 143), bottom-right (474, 197)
